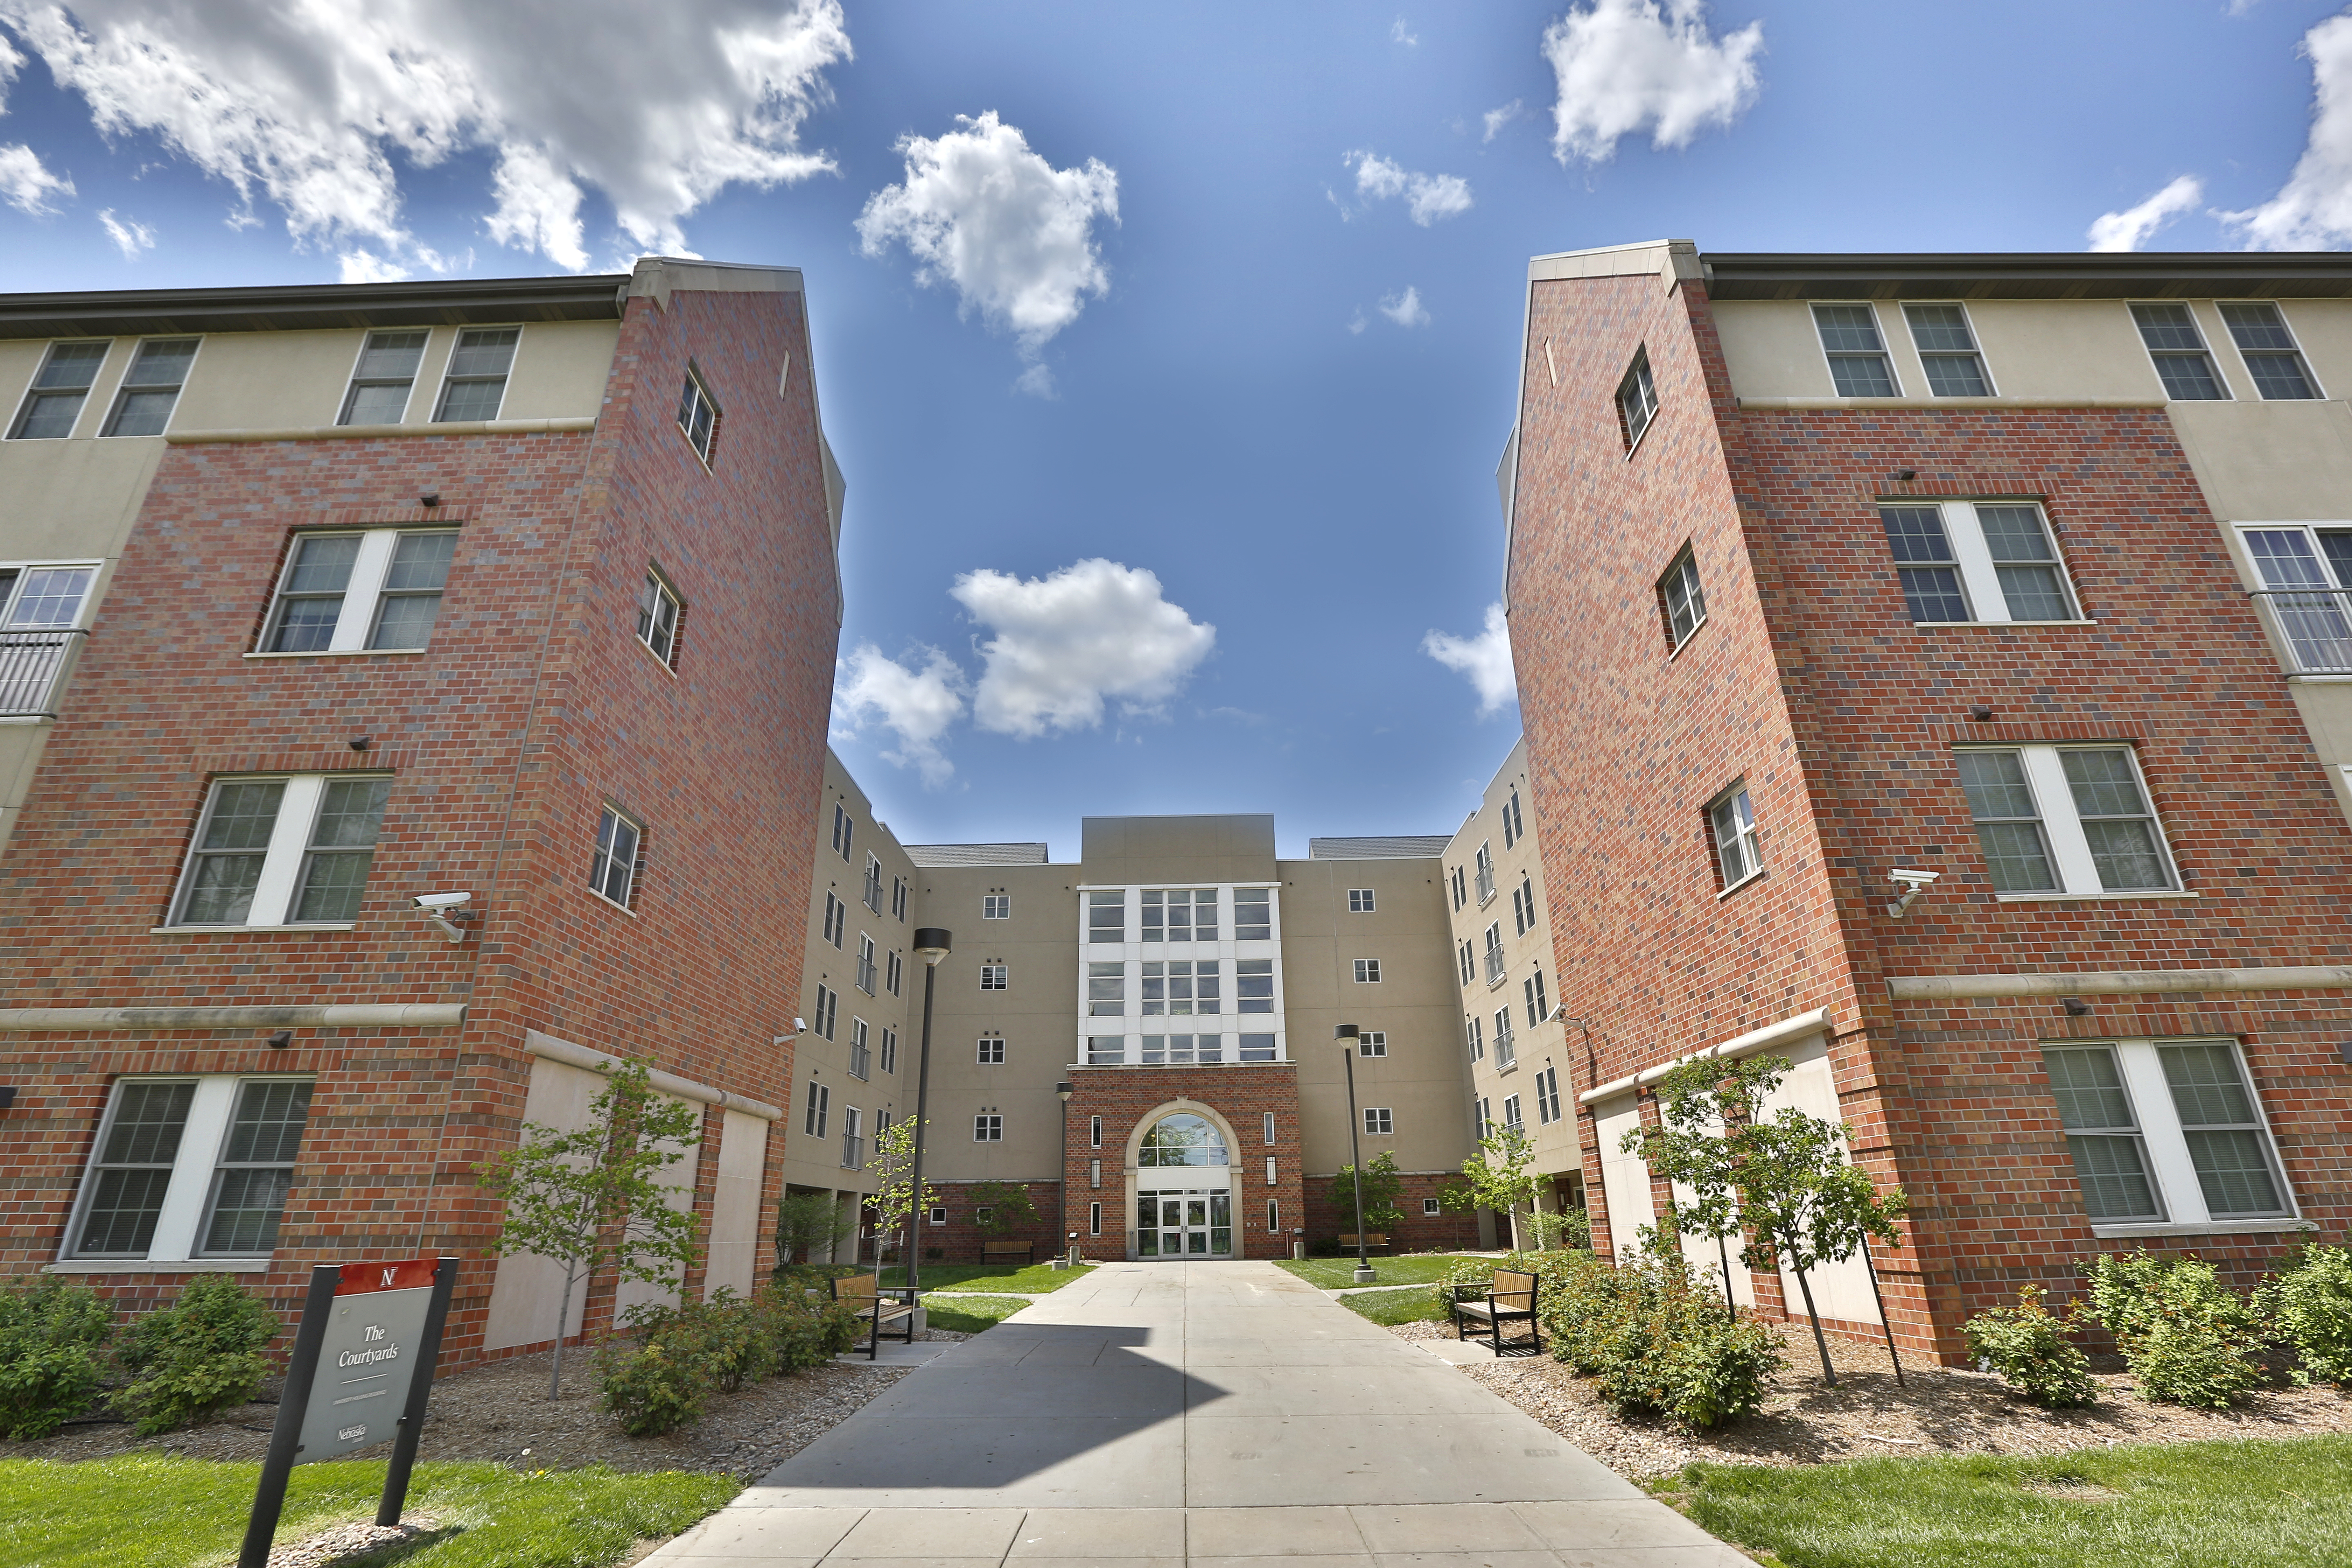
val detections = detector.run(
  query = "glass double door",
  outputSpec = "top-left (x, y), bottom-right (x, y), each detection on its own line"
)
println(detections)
top-left (1137, 1188), bottom-right (1232, 1257)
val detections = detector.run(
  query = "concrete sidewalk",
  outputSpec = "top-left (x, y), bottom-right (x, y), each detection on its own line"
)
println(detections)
top-left (646, 1260), bottom-right (1750, 1566)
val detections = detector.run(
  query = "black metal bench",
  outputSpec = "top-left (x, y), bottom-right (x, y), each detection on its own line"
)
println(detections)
top-left (1451, 1267), bottom-right (1542, 1358)
top-left (830, 1272), bottom-right (917, 1359)
top-left (980, 1239), bottom-right (1034, 1266)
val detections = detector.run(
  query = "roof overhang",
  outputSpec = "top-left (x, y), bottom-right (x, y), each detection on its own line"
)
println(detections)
top-left (1699, 250), bottom-right (2352, 302)
top-left (0, 273), bottom-right (630, 339)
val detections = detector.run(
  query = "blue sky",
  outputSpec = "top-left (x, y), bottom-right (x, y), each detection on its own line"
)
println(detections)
top-left (2, 0), bottom-right (2345, 856)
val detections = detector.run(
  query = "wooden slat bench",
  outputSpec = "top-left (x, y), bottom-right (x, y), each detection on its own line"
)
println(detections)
top-left (830, 1272), bottom-right (917, 1359)
top-left (1336, 1232), bottom-right (1390, 1256)
top-left (980, 1239), bottom-right (1034, 1267)
top-left (1451, 1267), bottom-right (1543, 1358)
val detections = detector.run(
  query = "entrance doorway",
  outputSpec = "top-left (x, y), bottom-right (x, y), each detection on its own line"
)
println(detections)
top-left (1138, 1189), bottom-right (1232, 1257)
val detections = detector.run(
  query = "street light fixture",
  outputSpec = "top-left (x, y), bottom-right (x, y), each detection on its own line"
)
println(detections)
top-left (1056, 1080), bottom-right (1075, 1264)
top-left (904, 927), bottom-right (951, 1298)
top-left (1336, 1024), bottom-right (1374, 1285)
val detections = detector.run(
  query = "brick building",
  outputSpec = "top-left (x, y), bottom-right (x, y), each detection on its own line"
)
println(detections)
top-left (1500, 241), bottom-right (2352, 1361)
top-left (0, 260), bottom-right (844, 1370)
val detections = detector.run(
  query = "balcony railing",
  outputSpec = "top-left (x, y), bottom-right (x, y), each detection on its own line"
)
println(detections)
top-left (1474, 861), bottom-right (1497, 906)
top-left (1493, 1027), bottom-right (1517, 1069)
top-left (0, 628), bottom-right (88, 719)
top-left (2252, 589), bottom-right (2352, 674)
top-left (1483, 943), bottom-right (1507, 988)
top-left (841, 1133), bottom-right (865, 1170)
top-left (862, 866), bottom-right (885, 914)
top-left (855, 952), bottom-right (877, 995)
top-left (847, 1041), bottom-right (871, 1080)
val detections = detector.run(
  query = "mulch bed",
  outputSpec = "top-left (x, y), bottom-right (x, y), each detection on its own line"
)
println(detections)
top-left (1390, 1317), bottom-right (2352, 1480)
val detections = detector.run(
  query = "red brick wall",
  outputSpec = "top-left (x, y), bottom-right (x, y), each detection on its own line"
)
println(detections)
top-left (0, 282), bottom-right (838, 1370)
top-left (914, 1178), bottom-right (1062, 1263)
top-left (1065, 1064), bottom-right (1303, 1260)
top-left (1307, 1171), bottom-right (1482, 1253)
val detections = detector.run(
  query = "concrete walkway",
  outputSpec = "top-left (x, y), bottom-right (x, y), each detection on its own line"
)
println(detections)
top-left (646, 1261), bottom-right (1749, 1566)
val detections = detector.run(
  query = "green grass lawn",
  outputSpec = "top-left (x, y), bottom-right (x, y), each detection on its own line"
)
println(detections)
top-left (0, 1455), bottom-right (735, 1568)
top-left (1276, 1252), bottom-right (1485, 1291)
top-left (920, 1293), bottom-right (1031, 1333)
top-left (1656, 1434), bottom-right (2352, 1568)
top-left (777, 1260), bottom-right (1092, 1294)
top-left (1339, 1285), bottom-right (1450, 1326)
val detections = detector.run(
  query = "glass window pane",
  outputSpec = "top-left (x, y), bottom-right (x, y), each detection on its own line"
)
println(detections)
top-left (203, 1167), bottom-right (295, 1254)
top-left (5, 566), bottom-right (95, 629)
top-left (2060, 749), bottom-right (2150, 817)
top-left (1828, 354), bottom-right (1896, 397)
top-left (2131, 303), bottom-right (2204, 352)
top-left (2079, 820), bottom-right (2169, 890)
top-left (2245, 353), bottom-right (2317, 401)
top-left (101, 1081), bottom-right (196, 1164)
top-left (106, 390), bottom-right (180, 438)
top-left (222, 1080), bottom-right (314, 1163)
top-left (1994, 564), bottom-right (2071, 621)
top-left (1973, 821), bottom-right (2058, 891)
top-left (1880, 506), bottom-right (1955, 564)
top-left (1920, 354), bottom-right (1988, 396)
top-left (78, 1167), bottom-right (178, 1254)
top-left (2152, 353), bottom-right (2225, 400)
top-left (354, 332), bottom-right (427, 380)
top-left (1976, 506), bottom-right (2055, 564)
top-left (180, 853), bottom-right (267, 924)
top-left (369, 592), bottom-right (441, 650)
top-left (1814, 305), bottom-right (1884, 352)
top-left (2043, 1046), bottom-right (2135, 1130)
top-left (14, 391), bottom-right (87, 439)
top-left (1904, 305), bottom-right (1975, 352)
top-left (2157, 1043), bottom-right (2258, 1127)
top-left (125, 339), bottom-right (199, 387)
top-left (2066, 1134), bottom-right (2161, 1220)
top-left (269, 598), bottom-right (342, 653)
top-left (2178, 1131), bottom-right (2283, 1217)
top-left (203, 780), bottom-right (286, 850)
top-left (382, 532), bottom-right (456, 592)
top-left (34, 342), bottom-right (107, 389)
top-left (286, 535), bottom-right (362, 595)
top-left (310, 778), bottom-right (390, 848)
top-left (445, 328), bottom-right (517, 379)
top-left (2217, 302), bottom-right (2294, 351)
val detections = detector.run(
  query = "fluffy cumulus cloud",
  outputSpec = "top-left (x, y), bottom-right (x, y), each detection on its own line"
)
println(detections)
top-left (0, 0), bottom-right (851, 268)
top-left (832, 643), bottom-right (969, 787)
top-left (1342, 149), bottom-right (1472, 225)
top-left (2087, 175), bottom-right (2203, 252)
top-left (1379, 285), bottom-right (1429, 327)
top-left (1423, 604), bottom-right (1517, 715)
top-left (1542, 0), bottom-right (1764, 164)
top-left (1483, 99), bottom-right (1526, 142)
top-left (856, 111), bottom-right (1119, 368)
top-left (952, 559), bottom-right (1214, 739)
top-left (0, 140), bottom-right (68, 213)
top-left (97, 206), bottom-right (152, 256)
top-left (2225, 11), bottom-right (2352, 247)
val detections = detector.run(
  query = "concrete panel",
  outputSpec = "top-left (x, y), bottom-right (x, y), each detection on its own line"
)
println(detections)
top-left (1762, 1040), bottom-right (1880, 1326)
top-left (1590, 1093), bottom-right (1651, 1261)
top-left (482, 1053), bottom-right (601, 1350)
top-left (1711, 301), bottom-right (1835, 401)
top-left (501, 321), bottom-right (621, 422)
top-left (613, 1091), bottom-right (702, 1321)
top-left (1082, 814), bottom-right (1277, 887)
top-left (705, 1108), bottom-right (769, 1300)
top-left (1965, 300), bottom-right (2166, 402)
top-left (169, 329), bottom-right (376, 431)
top-left (2168, 399), bottom-right (2352, 523)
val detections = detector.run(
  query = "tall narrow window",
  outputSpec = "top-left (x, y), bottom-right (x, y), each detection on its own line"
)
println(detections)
top-left (591, 805), bottom-right (642, 908)
top-left (2240, 525), bottom-right (2352, 674)
top-left (2043, 1045), bottom-right (2159, 1220)
top-left (879, 1026), bottom-right (898, 1074)
top-left (102, 338), bottom-right (200, 437)
top-left (886, 950), bottom-right (904, 996)
top-left (1087, 890), bottom-right (1125, 941)
top-left (1088, 962), bottom-right (1125, 1016)
top-left (1524, 969), bottom-right (1549, 1027)
top-left (291, 777), bottom-right (393, 922)
top-left (201, 1080), bottom-right (314, 1254)
top-left (9, 341), bottom-right (109, 439)
top-left (1502, 1095), bottom-right (1523, 1129)
top-left (1957, 750), bottom-right (2056, 893)
top-left (339, 331), bottom-right (428, 424)
top-left (637, 572), bottom-right (682, 666)
top-left (1901, 304), bottom-right (1991, 396)
top-left (1092, 1115), bottom-right (1104, 1148)
top-left (1880, 506), bottom-right (1971, 623)
top-left (804, 1082), bottom-right (829, 1138)
top-left (677, 369), bottom-right (719, 463)
top-left (1657, 546), bottom-right (1708, 650)
top-left (1615, 348), bottom-right (1659, 448)
top-left (813, 985), bottom-right (837, 1040)
top-left (1450, 865), bottom-right (1467, 909)
top-left (1092, 1201), bottom-right (1105, 1236)
top-left (2130, 303), bottom-right (2228, 400)
top-left (433, 327), bottom-right (519, 421)
top-left (2159, 1042), bottom-right (2287, 1217)
top-left (1466, 1014), bottom-right (1483, 1062)
top-left (75, 1080), bottom-right (195, 1255)
top-left (2218, 303), bottom-right (2319, 400)
top-left (370, 532), bottom-right (457, 650)
top-left (1264, 1200), bottom-right (1277, 1233)
top-left (1457, 939), bottom-right (1476, 986)
top-left (1233, 888), bottom-right (1271, 940)
top-left (1813, 304), bottom-right (1897, 396)
top-left (1504, 791), bottom-right (1524, 846)
top-left (1236, 958), bottom-right (1274, 1013)
top-left (1708, 784), bottom-right (1761, 889)
top-left (1536, 1067), bottom-right (1562, 1125)
top-left (1262, 1112), bottom-right (1275, 1145)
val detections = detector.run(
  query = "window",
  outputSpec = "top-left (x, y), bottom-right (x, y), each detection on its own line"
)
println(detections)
top-left (1512, 880), bottom-right (1533, 937)
top-left (677, 368), bottom-right (719, 463)
top-left (822, 893), bottom-right (846, 949)
top-left (1363, 1107), bottom-right (1394, 1136)
top-left (1238, 1032), bottom-right (1278, 1062)
top-left (69, 1076), bottom-right (315, 1259)
top-left (848, 1019), bottom-right (870, 1080)
top-left (813, 984), bottom-right (838, 1041)
top-left (1087, 890), bottom-right (1125, 941)
top-left (892, 875), bottom-right (909, 920)
top-left (1093, 1115), bottom-right (1105, 1148)
top-left (974, 1114), bottom-right (1004, 1142)
top-left (1482, 923), bottom-right (1505, 986)
top-left (978, 1036), bottom-right (1006, 1064)
top-left (841, 1106), bottom-right (864, 1170)
top-left (1615, 347), bottom-right (1659, 448)
top-left (2131, 303), bottom-right (2228, 400)
top-left (1142, 889), bottom-right (1217, 942)
top-left (1092, 1202), bottom-right (1104, 1236)
top-left (261, 529), bottom-right (459, 653)
top-left (1263, 1156), bottom-right (1277, 1186)
top-left (980, 964), bottom-right (1008, 991)
top-left (802, 1082), bottom-right (830, 1139)
top-left (1457, 939), bottom-right (1476, 986)
top-left (1233, 888), bottom-right (1271, 940)
top-left (855, 933), bottom-right (877, 994)
top-left (9, 341), bottom-right (108, 439)
top-left (1449, 865), bottom-right (1467, 909)
top-left (1535, 1067), bottom-right (1563, 1125)
top-left (886, 950), bottom-right (904, 996)
top-left (102, 338), bottom-right (200, 437)
top-left (0, 564), bottom-right (98, 717)
top-left (636, 572), bottom-right (682, 666)
top-left (169, 774), bottom-right (392, 927)
top-left (1901, 304), bottom-right (1991, 397)
top-left (339, 331), bottom-right (428, 424)
top-left (1466, 1014), bottom-right (1483, 1062)
top-left (1879, 501), bottom-right (2076, 624)
top-left (1088, 963), bottom-right (1125, 1016)
top-left (2241, 525), bottom-right (2352, 673)
top-left (1813, 304), bottom-right (1897, 396)
top-left (1474, 842), bottom-right (1496, 904)
top-left (1423, 1197), bottom-right (1442, 1216)
top-left (1236, 958), bottom-right (1274, 1013)
top-left (1492, 1007), bottom-right (1517, 1069)
top-left (1957, 746), bottom-right (2178, 895)
top-left (1501, 1094), bottom-right (1523, 1131)
top-left (1503, 790), bottom-right (1525, 847)
top-left (982, 893), bottom-right (1011, 919)
top-left (879, 1026), bottom-right (897, 1074)
top-left (1265, 1200), bottom-right (1278, 1233)
top-left (1709, 784), bottom-right (1761, 890)
top-left (1088, 1036), bottom-right (1125, 1065)
top-left (1357, 1031), bottom-right (1387, 1057)
top-left (1474, 1096), bottom-right (1491, 1136)
top-left (1140, 1033), bottom-right (1223, 1065)
top-left (2219, 303), bottom-right (2320, 400)
top-left (1348, 888), bottom-right (1375, 913)
top-left (1142, 960), bottom-right (1220, 1015)
top-left (1524, 970), bottom-right (1549, 1027)
top-left (974, 1206), bottom-right (995, 1224)
top-left (2043, 1040), bottom-right (2290, 1226)
top-left (433, 327), bottom-right (519, 421)
top-left (1353, 958), bottom-right (1381, 984)
top-left (928, 1205), bottom-right (947, 1225)
top-left (1655, 546), bottom-right (1708, 650)
top-left (1262, 1112), bottom-right (1275, 1145)
top-left (831, 804), bottom-right (853, 861)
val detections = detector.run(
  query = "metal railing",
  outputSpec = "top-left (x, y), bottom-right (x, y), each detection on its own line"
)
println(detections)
top-left (862, 866), bottom-right (885, 913)
top-left (2251, 589), bottom-right (2352, 675)
top-left (1483, 942), bottom-right (1507, 987)
top-left (0, 628), bottom-right (88, 718)
top-left (1474, 860), bottom-right (1497, 906)
top-left (847, 1041), bottom-right (871, 1080)
top-left (1493, 1027), bottom-right (1517, 1069)
top-left (840, 1133), bottom-right (865, 1170)
top-left (855, 951), bottom-right (877, 995)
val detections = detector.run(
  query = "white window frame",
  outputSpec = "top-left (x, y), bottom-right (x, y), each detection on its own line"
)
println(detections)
top-left (1423, 1196), bottom-right (1441, 1216)
top-left (1347, 887), bottom-right (1375, 913)
top-left (62, 1074), bottom-right (316, 1263)
top-left (848, 1018), bottom-right (871, 1080)
top-left (1465, 1014), bottom-right (1483, 1062)
top-left (2043, 1037), bottom-right (2297, 1236)
top-left (813, 983), bottom-right (838, 1041)
top-left (879, 1026), bottom-right (897, 1074)
top-left (100, 336), bottom-right (203, 438)
top-left (980, 963), bottom-right (1009, 991)
top-left (337, 330), bottom-right (430, 425)
top-left (1899, 302), bottom-right (1996, 398)
top-left (1956, 744), bottom-right (2183, 899)
top-left (1501, 1094), bottom-right (1523, 1131)
top-left (1356, 1030), bottom-right (1387, 1057)
top-left (803, 1081), bottom-right (830, 1138)
top-left (430, 325), bottom-right (520, 422)
top-left (8, 339), bottom-right (112, 440)
top-left (927, 1205), bottom-right (947, 1225)
top-left (253, 527), bottom-right (461, 657)
top-left (1092, 1202), bottom-right (1105, 1236)
top-left (1353, 958), bottom-right (1382, 984)
top-left (2129, 302), bottom-right (2232, 402)
top-left (166, 773), bottom-right (393, 929)
top-left (2217, 301), bottom-right (2325, 401)
top-left (0, 559), bottom-right (101, 722)
top-left (1708, 782), bottom-right (1762, 893)
top-left (1658, 546), bottom-right (1708, 651)
top-left (636, 570), bottom-right (683, 668)
top-left (1535, 1066), bottom-right (1562, 1125)
top-left (1879, 500), bottom-right (2080, 626)
top-left (974, 1114), bottom-right (1004, 1142)
top-left (982, 893), bottom-right (1011, 919)
top-left (677, 365), bottom-right (720, 464)
top-left (1811, 302), bottom-right (1901, 397)
top-left (1616, 347), bottom-right (1659, 450)
top-left (978, 1035), bottom-right (1006, 1064)
top-left (1363, 1107), bottom-right (1394, 1136)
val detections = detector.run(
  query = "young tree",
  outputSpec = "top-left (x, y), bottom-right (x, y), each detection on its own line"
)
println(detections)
top-left (477, 1059), bottom-right (703, 1399)
top-left (1628, 1057), bottom-right (1749, 1315)
top-left (1330, 1150), bottom-right (1405, 1234)
top-left (868, 1116), bottom-right (939, 1274)
top-left (1439, 1123), bottom-right (1542, 1247)
top-left (969, 1180), bottom-right (1040, 1238)
top-left (775, 1190), bottom-right (857, 1267)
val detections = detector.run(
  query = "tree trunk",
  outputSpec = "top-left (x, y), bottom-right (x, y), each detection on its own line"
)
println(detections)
top-left (1860, 1234), bottom-right (1905, 1386)
top-left (550, 1266), bottom-right (577, 1401)
top-left (1788, 1254), bottom-right (1837, 1386)
top-left (1716, 1234), bottom-right (1737, 1318)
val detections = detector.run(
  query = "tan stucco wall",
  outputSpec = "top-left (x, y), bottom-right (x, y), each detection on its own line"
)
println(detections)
top-left (1080, 813), bottom-right (1277, 887)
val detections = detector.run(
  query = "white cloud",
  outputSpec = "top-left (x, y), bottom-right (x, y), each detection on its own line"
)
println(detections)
top-left (0, 0), bottom-right (850, 267)
top-left (2223, 12), bottom-right (2352, 248)
top-left (857, 110), bottom-right (1119, 359)
top-left (2087, 175), bottom-right (2203, 252)
top-left (1541, 0), bottom-right (1764, 164)
top-left (1379, 285), bottom-right (1429, 327)
top-left (952, 559), bottom-right (1215, 739)
top-left (1348, 309), bottom-right (1368, 335)
top-left (338, 249), bottom-right (409, 284)
top-left (1423, 604), bottom-right (1517, 715)
top-left (1391, 17), bottom-right (1419, 45)
top-left (1012, 363), bottom-right (1056, 399)
top-left (1342, 148), bottom-right (1472, 225)
top-left (1483, 98), bottom-right (1526, 142)
top-left (0, 141), bottom-right (69, 213)
top-left (831, 643), bottom-right (969, 787)
top-left (97, 206), bottom-right (152, 256)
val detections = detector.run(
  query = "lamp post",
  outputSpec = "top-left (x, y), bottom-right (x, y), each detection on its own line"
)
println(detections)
top-left (1336, 1024), bottom-right (1374, 1284)
top-left (905, 927), bottom-right (951, 1297)
top-left (1056, 1080), bottom-right (1074, 1263)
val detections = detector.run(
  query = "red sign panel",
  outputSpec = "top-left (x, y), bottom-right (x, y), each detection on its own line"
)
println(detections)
top-left (336, 1257), bottom-right (440, 1296)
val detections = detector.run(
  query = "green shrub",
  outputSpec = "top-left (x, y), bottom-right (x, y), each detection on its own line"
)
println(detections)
top-left (1538, 1250), bottom-right (1781, 1429)
top-left (599, 1335), bottom-right (707, 1436)
top-left (2257, 1242), bottom-right (2352, 1387)
top-left (601, 1284), bottom-right (866, 1436)
top-left (1963, 1286), bottom-right (2098, 1408)
top-left (111, 1277), bottom-right (278, 1437)
top-left (752, 1283), bottom-right (861, 1370)
top-left (0, 1279), bottom-right (114, 1440)
top-left (2079, 1251), bottom-right (2264, 1409)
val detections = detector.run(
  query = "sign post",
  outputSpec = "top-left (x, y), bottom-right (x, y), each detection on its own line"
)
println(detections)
top-left (239, 1257), bottom-right (458, 1568)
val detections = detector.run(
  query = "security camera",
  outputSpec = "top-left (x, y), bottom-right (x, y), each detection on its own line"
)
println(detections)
top-left (412, 891), bottom-right (473, 943)
top-left (413, 892), bottom-right (472, 911)
top-left (772, 1017), bottom-right (809, 1045)
top-left (1887, 869), bottom-right (1940, 888)
top-left (1885, 868), bottom-right (1940, 918)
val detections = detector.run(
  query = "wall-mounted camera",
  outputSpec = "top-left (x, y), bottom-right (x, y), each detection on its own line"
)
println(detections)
top-left (1885, 868), bottom-right (1939, 918)
top-left (413, 891), bottom-right (474, 943)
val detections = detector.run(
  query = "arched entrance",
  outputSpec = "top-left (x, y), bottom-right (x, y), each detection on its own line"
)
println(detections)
top-left (1134, 1110), bottom-right (1234, 1258)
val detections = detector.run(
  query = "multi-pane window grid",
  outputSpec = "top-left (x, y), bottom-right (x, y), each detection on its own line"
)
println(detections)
top-left (677, 370), bottom-right (719, 463)
top-left (341, 331), bottom-right (427, 424)
top-left (1457, 940), bottom-right (1476, 987)
top-left (974, 1115), bottom-right (1004, 1142)
top-left (591, 806), bottom-right (643, 908)
top-left (980, 964), bottom-right (1009, 991)
top-left (1880, 501), bottom-right (2074, 624)
top-left (1512, 876), bottom-right (1537, 937)
top-left (1347, 888), bottom-right (1375, 913)
top-left (886, 950), bottom-right (904, 996)
top-left (1503, 791), bottom-right (1524, 847)
top-left (983, 893), bottom-right (1011, 918)
top-left (1658, 548), bottom-right (1707, 650)
top-left (1958, 746), bottom-right (2176, 895)
top-left (1233, 889), bottom-right (1271, 939)
top-left (1087, 891), bottom-right (1125, 941)
top-left (637, 572), bottom-right (682, 666)
top-left (1902, 304), bottom-right (1991, 396)
top-left (2045, 1040), bottom-right (2287, 1223)
top-left (831, 804), bottom-right (853, 860)
top-left (9, 341), bottom-right (109, 439)
top-left (1709, 785), bottom-right (1760, 890)
top-left (1615, 349), bottom-right (1659, 449)
top-left (264, 529), bottom-right (457, 653)
top-left (1356, 1031), bottom-right (1387, 1057)
top-left (2218, 303), bottom-right (2319, 400)
top-left (978, 1036), bottom-right (1006, 1064)
top-left (74, 1077), bottom-right (315, 1258)
top-left (104, 338), bottom-right (200, 437)
top-left (1813, 304), bottom-right (1897, 397)
top-left (1492, 1007), bottom-right (1517, 1069)
top-left (1143, 889), bottom-right (1218, 942)
top-left (1465, 1014), bottom-right (1483, 1061)
top-left (2131, 304), bottom-right (2228, 401)
top-left (174, 774), bottom-right (392, 927)
top-left (1353, 958), bottom-right (1381, 984)
top-left (433, 328), bottom-right (518, 421)
top-left (1363, 1107), bottom-right (1394, 1136)
top-left (1142, 959), bottom-right (1221, 1015)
